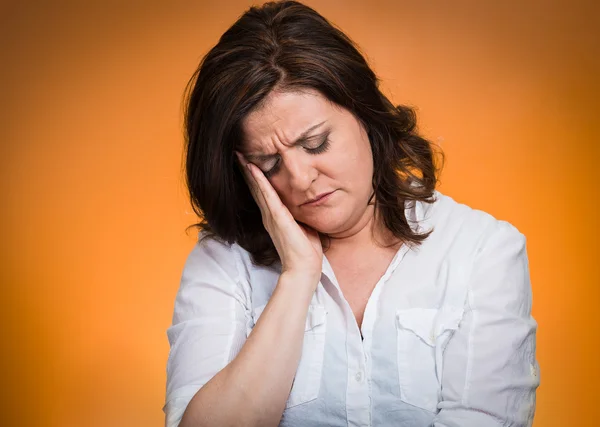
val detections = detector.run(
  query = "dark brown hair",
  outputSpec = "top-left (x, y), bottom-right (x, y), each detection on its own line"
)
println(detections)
top-left (183, 0), bottom-right (443, 266)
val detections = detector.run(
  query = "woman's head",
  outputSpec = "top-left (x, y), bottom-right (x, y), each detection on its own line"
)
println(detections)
top-left (240, 88), bottom-right (375, 239)
top-left (184, 0), bottom-right (442, 266)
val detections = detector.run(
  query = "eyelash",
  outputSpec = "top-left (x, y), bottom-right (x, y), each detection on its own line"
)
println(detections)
top-left (263, 137), bottom-right (331, 178)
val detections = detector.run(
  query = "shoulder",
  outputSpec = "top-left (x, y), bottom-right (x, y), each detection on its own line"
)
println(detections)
top-left (418, 190), bottom-right (526, 257)
top-left (182, 230), bottom-right (244, 283)
top-left (183, 230), bottom-right (266, 284)
top-left (411, 191), bottom-right (531, 312)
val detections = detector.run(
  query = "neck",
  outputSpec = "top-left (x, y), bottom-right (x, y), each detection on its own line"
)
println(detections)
top-left (321, 204), bottom-right (400, 254)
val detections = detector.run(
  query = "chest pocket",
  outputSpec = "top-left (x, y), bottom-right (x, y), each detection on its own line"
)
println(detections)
top-left (250, 303), bottom-right (328, 409)
top-left (395, 307), bottom-right (463, 413)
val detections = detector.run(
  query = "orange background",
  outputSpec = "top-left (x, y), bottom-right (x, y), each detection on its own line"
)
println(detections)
top-left (2, 1), bottom-right (598, 426)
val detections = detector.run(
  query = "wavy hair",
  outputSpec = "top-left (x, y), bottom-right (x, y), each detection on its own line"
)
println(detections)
top-left (183, 0), bottom-right (444, 266)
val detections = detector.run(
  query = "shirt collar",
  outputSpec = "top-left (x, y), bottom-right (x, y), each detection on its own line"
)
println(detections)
top-left (320, 194), bottom-right (433, 283)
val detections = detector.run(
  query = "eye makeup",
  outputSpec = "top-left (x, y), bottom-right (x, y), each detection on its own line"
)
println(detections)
top-left (262, 133), bottom-right (331, 178)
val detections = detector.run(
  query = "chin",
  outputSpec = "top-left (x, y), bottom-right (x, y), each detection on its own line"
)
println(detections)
top-left (300, 213), bottom-right (347, 234)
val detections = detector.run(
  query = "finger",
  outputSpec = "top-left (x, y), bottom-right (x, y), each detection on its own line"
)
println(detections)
top-left (235, 151), bottom-right (262, 200)
top-left (234, 151), bottom-right (254, 192)
top-left (235, 151), bottom-right (268, 213)
top-left (245, 162), bottom-right (289, 218)
top-left (235, 152), bottom-right (290, 224)
top-left (236, 153), bottom-right (312, 250)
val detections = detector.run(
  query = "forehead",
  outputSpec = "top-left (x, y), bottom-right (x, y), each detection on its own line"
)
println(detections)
top-left (240, 89), bottom-right (334, 150)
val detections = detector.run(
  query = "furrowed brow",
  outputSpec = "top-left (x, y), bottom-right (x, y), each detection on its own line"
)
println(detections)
top-left (246, 121), bottom-right (327, 162)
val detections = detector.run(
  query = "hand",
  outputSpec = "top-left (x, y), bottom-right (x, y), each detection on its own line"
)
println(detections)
top-left (235, 151), bottom-right (323, 284)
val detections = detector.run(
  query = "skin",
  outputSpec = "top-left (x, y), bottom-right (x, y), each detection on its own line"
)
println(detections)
top-left (238, 88), bottom-right (395, 256)
top-left (181, 87), bottom-right (410, 427)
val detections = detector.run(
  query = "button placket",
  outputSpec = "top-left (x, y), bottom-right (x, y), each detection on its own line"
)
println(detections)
top-left (346, 323), bottom-right (371, 427)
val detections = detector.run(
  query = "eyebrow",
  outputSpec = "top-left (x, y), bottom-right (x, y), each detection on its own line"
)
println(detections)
top-left (246, 121), bottom-right (327, 162)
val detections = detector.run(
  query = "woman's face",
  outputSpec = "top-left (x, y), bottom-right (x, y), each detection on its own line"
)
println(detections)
top-left (239, 88), bottom-right (375, 236)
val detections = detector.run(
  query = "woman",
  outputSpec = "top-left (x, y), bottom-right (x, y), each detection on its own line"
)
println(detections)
top-left (164, 1), bottom-right (540, 426)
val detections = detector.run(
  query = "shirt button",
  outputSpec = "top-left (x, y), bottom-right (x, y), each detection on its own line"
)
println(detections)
top-left (355, 371), bottom-right (363, 382)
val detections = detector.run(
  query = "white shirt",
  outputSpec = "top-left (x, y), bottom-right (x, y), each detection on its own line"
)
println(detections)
top-left (163, 190), bottom-right (540, 427)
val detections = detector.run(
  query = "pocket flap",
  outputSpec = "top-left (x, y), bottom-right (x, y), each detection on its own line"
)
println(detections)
top-left (396, 307), bottom-right (464, 347)
top-left (252, 304), bottom-right (327, 332)
top-left (251, 304), bottom-right (267, 326)
top-left (434, 307), bottom-right (464, 337)
top-left (396, 308), bottom-right (437, 346)
top-left (305, 304), bottom-right (327, 332)
top-left (251, 304), bottom-right (265, 322)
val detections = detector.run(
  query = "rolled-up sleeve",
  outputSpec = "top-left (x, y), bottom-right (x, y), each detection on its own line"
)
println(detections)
top-left (163, 234), bottom-right (250, 427)
top-left (433, 221), bottom-right (540, 427)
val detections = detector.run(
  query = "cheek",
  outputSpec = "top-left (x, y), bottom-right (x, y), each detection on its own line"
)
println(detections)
top-left (328, 147), bottom-right (372, 183)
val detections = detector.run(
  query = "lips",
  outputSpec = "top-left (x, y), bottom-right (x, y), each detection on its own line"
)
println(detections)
top-left (303, 191), bottom-right (334, 205)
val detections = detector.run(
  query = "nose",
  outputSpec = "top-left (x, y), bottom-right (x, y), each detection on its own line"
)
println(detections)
top-left (282, 152), bottom-right (318, 192)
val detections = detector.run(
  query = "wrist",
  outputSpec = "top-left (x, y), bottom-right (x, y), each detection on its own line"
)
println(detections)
top-left (278, 270), bottom-right (321, 296)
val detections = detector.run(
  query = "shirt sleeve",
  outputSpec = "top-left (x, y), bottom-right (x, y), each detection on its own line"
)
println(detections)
top-left (163, 234), bottom-right (250, 427)
top-left (432, 221), bottom-right (540, 427)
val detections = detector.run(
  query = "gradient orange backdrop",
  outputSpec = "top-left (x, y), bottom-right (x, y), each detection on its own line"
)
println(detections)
top-left (2, 1), bottom-right (598, 426)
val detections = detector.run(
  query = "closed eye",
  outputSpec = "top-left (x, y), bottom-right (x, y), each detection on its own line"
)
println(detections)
top-left (263, 134), bottom-right (331, 178)
top-left (305, 135), bottom-right (331, 154)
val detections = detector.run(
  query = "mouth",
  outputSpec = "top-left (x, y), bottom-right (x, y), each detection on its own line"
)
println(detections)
top-left (302, 190), bottom-right (336, 206)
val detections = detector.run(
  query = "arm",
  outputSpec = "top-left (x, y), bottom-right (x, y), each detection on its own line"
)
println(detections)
top-left (179, 271), bottom-right (316, 427)
top-left (167, 153), bottom-right (323, 427)
top-left (163, 237), bottom-right (318, 427)
top-left (433, 221), bottom-right (540, 427)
